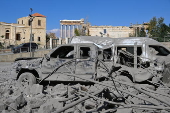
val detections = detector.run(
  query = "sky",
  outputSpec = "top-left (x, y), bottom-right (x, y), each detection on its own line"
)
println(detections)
top-left (0, 0), bottom-right (170, 37)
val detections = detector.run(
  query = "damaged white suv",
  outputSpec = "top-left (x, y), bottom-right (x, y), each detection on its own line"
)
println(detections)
top-left (70, 36), bottom-right (170, 84)
top-left (12, 36), bottom-right (170, 89)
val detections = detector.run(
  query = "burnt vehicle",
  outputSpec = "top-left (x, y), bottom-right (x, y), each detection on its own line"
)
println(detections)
top-left (12, 43), bottom-right (111, 89)
top-left (12, 36), bottom-right (170, 89)
top-left (70, 36), bottom-right (170, 84)
top-left (10, 36), bottom-right (170, 113)
top-left (12, 42), bottom-right (38, 53)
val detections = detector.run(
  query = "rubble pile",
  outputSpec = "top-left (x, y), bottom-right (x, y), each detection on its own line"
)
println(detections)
top-left (0, 64), bottom-right (170, 113)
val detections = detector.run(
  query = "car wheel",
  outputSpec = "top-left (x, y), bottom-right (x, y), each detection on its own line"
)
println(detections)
top-left (18, 72), bottom-right (36, 91)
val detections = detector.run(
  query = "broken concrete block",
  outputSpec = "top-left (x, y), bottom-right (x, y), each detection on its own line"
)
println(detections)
top-left (30, 84), bottom-right (43, 95)
top-left (8, 103), bottom-right (17, 111)
top-left (8, 94), bottom-right (26, 108)
top-left (51, 84), bottom-right (67, 96)
top-left (0, 103), bottom-right (6, 112)
top-left (28, 97), bottom-right (45, 109)
top-left (38, 104), bottom-right (54, 113)
top-left (1, 110), bottom-right (10, 113)
top-left (116, 107), bottom-right (132, 113)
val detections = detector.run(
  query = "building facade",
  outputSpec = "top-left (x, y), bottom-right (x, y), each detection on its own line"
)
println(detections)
top-left (0, 13), bottom-right (46, 48)
top-left (88, 26), bottom-right (134, 38)
top-left (88, 23), bottom-right (148, 38)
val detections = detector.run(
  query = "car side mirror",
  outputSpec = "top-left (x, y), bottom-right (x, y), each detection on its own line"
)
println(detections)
top-left (44, 54), bottom-right (50, 61)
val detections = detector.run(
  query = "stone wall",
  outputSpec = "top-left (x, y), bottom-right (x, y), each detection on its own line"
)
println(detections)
top-left (0, 49), bottom-right (51, 62)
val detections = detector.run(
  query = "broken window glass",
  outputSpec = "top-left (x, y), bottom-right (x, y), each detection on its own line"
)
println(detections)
top-left (149, 45), bottom-right (170, 56)
top-left (50, 46), bottom-right (74, 58)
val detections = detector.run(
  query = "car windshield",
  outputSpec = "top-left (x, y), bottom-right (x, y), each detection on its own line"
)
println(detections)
top-left (149, 45), bottom-right (170, 56)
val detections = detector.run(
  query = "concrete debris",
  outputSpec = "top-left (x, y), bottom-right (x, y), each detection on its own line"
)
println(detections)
top-left (2, 36), bottom-right (170, 112)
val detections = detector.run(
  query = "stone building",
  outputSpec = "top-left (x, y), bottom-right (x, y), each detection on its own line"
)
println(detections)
top-left (88, 26), bottom-right (134, 38)
top-left (0, 13), bottom-right (46, 48)
top-left (88, 23), bottom-right (148, 38)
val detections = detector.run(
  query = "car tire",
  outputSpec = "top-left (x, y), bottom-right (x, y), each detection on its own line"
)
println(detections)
top-left (18, 72), bottom-right (36, 91)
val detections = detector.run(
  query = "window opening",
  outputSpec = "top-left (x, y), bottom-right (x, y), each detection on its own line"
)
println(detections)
top-left (117, 46), bottom-right (142, 56)
top-left (16, 34), bottom-right (20, 40)
top-left (51, 46), bottom-right (74, 59)
top-left (149, 45), bottom-right (170, 56)
top-left (104, 29), bottom-right (107, 34)
top-left (28, 20), bottom-right (31, 26)
top-left (79, 47), bottom-right (90, 59)
top-left (38, 37), bottom-right (41, 41)
top-left (38, 20), bottom-right (41, 26)
top-left (103, 48), bottom-right (112, 60)
top-left (5, 33), bottom-right (9, 39)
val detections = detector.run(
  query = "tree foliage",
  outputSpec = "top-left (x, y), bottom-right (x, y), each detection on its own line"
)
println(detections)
top-left (139, 27), bottom-right (146, 37)
top-left (46, 33), bottom-right (50, 42)
top-left (148, 17), bottom-right (170, 40)
top-left (74, 28), bottom-right (80, 36)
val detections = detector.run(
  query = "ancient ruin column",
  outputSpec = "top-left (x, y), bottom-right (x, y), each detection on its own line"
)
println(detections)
top-left (50, 38), bottom-right (52, 49)
top-left (65, 25), bottom-right (67, 38)
top-left (60, 25), bottom-right (63, 38)
top-left (73, 25), bottom-right (75, 36)
top-left (69, 25), bottom-right (71, 38)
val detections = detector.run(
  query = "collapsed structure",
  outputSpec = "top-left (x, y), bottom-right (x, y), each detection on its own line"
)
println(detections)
top-left (1, 36), bottom-right (170, 113)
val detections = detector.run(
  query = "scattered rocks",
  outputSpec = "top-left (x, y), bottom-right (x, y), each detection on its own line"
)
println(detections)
top-left (0, 63), bottom-right (170, 113)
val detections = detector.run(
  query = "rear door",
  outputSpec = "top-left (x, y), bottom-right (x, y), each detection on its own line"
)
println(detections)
top-left (41, 45), bottom-right (76, 81)
top-left (75, 44), bottom-right (97, 79)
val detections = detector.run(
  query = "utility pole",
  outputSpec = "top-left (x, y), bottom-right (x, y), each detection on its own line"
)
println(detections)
top-left (29, 8), bottom-right (34, 57)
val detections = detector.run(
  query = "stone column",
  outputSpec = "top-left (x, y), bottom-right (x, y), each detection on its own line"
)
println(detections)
top-left (69, 25), bottom-right (71, 38)
top-left (65, 37), bottom-right (68, 44)
top-left (50, 38), bottom-right (52, 49)
top-left (65, 25), bottom-right (67, 38)
top-left (73, 25), bottom-right (75, 36)
top-left (59, 37), bottom-right (62, 45)
top-left (60, 25), bottom-right (63, 38)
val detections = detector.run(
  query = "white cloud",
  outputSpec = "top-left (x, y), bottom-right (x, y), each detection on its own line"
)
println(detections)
top-left (46, 28), bottom-right (60, 37)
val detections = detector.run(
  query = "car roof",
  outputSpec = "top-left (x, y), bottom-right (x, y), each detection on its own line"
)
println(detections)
top-left (70, 36), bottom-right (162, 47)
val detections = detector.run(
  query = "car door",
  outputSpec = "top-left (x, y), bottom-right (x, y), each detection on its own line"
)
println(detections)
top-left (21, 43), bottom-right (29, 52)
top-left (75, 44), bottom-right (97, 79)
top-left (41, 45), bottom-right (76, 81)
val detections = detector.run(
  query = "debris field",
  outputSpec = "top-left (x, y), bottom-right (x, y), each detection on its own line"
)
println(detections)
top-left (0, 61), bottom-right (170, 113)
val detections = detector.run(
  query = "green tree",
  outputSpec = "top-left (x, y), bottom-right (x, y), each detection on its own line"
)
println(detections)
top-left (148, 17), bottom-right (158, 37)
top-left (74, 28), bottom-right (80, 36)
top-left (46, 33), bottom-right (50, 42)
top-left (148, 17), bottom-right (170, 40)
top-left (139, 27), bottom-right (146, 37)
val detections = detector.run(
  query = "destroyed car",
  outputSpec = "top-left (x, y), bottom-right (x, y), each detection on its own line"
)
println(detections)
top-left (12, 36), bottom-right (170, 89)
top-left (12, 43), bottom-right (111, 88)
top-left (70, 36), bottom-right (170, 84)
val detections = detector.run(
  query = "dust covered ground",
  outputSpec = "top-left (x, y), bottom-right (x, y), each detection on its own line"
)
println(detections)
top-left (0, 62), bottom-right (170, 113)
